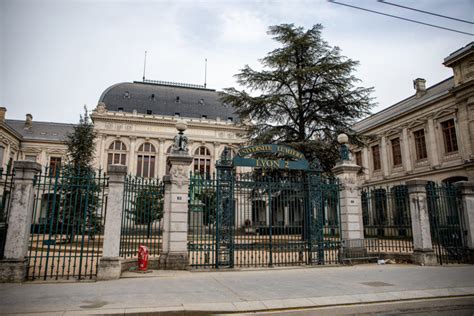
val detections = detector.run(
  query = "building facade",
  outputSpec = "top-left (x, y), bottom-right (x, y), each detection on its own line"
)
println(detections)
top-left (352, 42), bottom-right (474, 186)
top-left (0, 80), bottom-right (246, 176)
top-left (1, 43), bottom-right (473, 186)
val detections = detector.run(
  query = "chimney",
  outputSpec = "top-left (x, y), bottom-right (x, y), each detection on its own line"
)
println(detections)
top-left (25, 113), bottom-right (33, 128)
top-left (413, 78), bottom-right (426, 97)
top-left (0, 107), bottom-right (6, 122)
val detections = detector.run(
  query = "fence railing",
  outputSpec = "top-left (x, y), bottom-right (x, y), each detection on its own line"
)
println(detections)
top-left (26, 166), bottom-right (108, 280)
top-left (120, 175), bottom-right (164, 258)
top-left (361, 185), bottom-right (413, 255)
top-left (426, 182), bottom-right (468, 264)
top-left (0, 164), bottom-right (14, 258)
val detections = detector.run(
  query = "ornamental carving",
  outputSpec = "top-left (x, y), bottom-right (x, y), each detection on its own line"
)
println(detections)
top-left (170, 165), bottom-right (188, 188)
top-left (96, 102), bottom-right (107, 114)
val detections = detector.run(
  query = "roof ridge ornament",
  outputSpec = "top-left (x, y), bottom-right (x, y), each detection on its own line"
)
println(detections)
top-left (141, 79), bottom-right (208, 90)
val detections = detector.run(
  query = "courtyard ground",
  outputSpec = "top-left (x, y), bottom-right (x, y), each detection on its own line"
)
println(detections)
top-left (0, 264), bottom-right (473, 315)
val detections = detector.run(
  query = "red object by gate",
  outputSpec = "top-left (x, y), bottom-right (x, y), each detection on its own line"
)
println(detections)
top-left (138, 245), bottom-right (149, 271)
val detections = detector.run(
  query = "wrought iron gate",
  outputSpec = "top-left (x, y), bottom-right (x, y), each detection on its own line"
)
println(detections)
top-left (188, 154), bottom-right (341, 268)
top-left (426, 182), bottom-right (469, 264)
top-left (26, 167), bottom-right (108, 280)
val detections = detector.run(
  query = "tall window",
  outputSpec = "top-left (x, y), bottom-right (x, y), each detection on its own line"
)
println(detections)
top-left (49, 157), bottom-right (62, 176)
top-left (414, 129), bottom-right (428, 160)
top-left (107, 140), bottom-right (127, 166)
top-left (372, 145), bottom-right (381, 171)
top-left (355, 151), bottom-right (362, 167)
top-left (0, 146), bottom-right (4, 169)
top-left (193, 146), bottom-right (211, 175)
top-left (391, 138), bottom-right (402, 166)
top-left (137, 142), bottom-right (156, 178)
top-left (441, 119), bottom-right (458, 153)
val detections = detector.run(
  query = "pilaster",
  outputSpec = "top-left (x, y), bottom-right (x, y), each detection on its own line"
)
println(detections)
top-left (0, 161), bottom-right (41, 282)
top-left (406, 179), bottom-right (437, 265)
top-left (97, 164), bottom-right (127, 280)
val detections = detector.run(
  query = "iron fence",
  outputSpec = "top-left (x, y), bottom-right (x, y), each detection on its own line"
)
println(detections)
top-left (0, 163), bottom-right (14, 258)
top-left (26, 166), bottom-right (108, 280)
top-left (361, 185), bottom-right (413, 255)
top-left (120, 175), bottom-right (164, 258)
top-left (426, 182), bottom-right (469, 264)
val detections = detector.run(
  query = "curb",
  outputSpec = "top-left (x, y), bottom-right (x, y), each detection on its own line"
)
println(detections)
top-left (4, 287), bottom-right (474, 315)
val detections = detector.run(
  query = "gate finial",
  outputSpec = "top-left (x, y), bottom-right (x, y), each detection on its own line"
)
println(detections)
top-left (171, 121), bottom-right (189, 154)
top-left (337, 133), bottom-right (350, 161)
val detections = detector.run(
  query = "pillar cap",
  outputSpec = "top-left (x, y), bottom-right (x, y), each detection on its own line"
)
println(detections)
top-left (454, 181), bottom-right (474, 192)
top-left (13, 160), bottom-right (42, 172)
top-left (406, 179), bottom-right (428, 187)
top-left (107, 164), bottom-right (127, 175)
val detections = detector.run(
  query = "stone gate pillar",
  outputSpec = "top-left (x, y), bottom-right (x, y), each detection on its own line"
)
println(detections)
top-left (332, 134), bottom-right (364, 242)
top-left (454, 181), bottom-right (474, 261)
top-left (160, 121), bottom-right (193, 269)
top-left (0, 161), bottom-right (41, 282)
top-left (406, 180), bottom-right (437, 265)
top-left (97, 164), bottom-right (127, 280)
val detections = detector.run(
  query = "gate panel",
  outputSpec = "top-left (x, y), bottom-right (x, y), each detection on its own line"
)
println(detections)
top-left (427, 182), bottom-right (469, 264)
top-left (27, 167), bottom-right (107, 280)
top-left (188, 173), bottom-right (217, 268)
top-left (307, 175), bottom-right (341, 265)
top-left (120, 176), bottom-right (164, 258)
top-left (233, 174), bottom-right (308, 267)
top-left (361, 186), bottom-right (413, 256)
top-left (0, 163), bottom-right (14, 258)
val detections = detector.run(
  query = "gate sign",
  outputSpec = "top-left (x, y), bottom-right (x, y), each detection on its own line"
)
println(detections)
top-left (233, 144), bottom-right (309, 170)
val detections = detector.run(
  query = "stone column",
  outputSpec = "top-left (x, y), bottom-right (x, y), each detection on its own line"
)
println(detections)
top-left (402, 128), bottom-right (413, 172)
top-left (454, 182), bottom-right (474, 260)
top-left (380, 136), bottom-right (390, 177)
top-left (406, 180), bottom-right (437, 265)
top-left (128, 136), bottom-right (136, 176)
top-left (426, 118), bottom-right (440, 167)
top-left (157, 138), bottom-right (165, 180)
top-left (160, 153), bottom-right (193, 269)
top-left (332, 162), bottom-right (364, 241)
top-left (97, 164), bottom-right (127, 280)
top-left (160, 121), bottom-right (193, 269)
top-left (332, 134), bottom-right (364, 243)
top-left (0, 161), bottom-right (41, 282)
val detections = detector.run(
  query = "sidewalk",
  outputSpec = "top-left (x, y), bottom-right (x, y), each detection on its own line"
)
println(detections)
top-left (0, 264), bottom-right (473, 315)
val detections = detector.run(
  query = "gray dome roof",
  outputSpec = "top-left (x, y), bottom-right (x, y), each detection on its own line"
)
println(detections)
top-left (99, 80), bottom-right (238, 122)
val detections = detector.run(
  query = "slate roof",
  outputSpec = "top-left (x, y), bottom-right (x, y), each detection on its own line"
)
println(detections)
top-left (5, 119), bottom-right (74, 142)
top-left (353, 77), bottom-right (454, 132)
top-left (99, 80), bottom-right (239, 122)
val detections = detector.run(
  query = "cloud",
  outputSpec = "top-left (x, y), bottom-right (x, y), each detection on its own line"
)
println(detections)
top-left (218, 10), bottom-right (268, 44)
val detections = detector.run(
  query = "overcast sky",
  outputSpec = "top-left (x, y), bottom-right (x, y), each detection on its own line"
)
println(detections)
top-left (1, 0), bottom-right (472, 123)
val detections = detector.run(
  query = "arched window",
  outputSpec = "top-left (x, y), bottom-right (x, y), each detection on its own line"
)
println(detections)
top-left (193, 146), bottom-right (211, 175)
top-left (108, 140), bottom-right (127, 166)
top-left (137, 142), bottom-right (156, 178)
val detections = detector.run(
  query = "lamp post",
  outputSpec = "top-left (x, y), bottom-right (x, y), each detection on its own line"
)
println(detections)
top-left (337, 133), bottom-right (350, 161)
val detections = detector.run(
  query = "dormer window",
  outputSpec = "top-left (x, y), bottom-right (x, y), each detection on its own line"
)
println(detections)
top-left (151, 94), bottom-right (155, 100)
top-left (124, 91), bottom-right (130, 98)
top-left (202, 115), bottom-right (207, 119)
top-left (146, 110), bottom-right (153, 115)
top-left (227, 117), bottom-right (233, 122)
top-left (175, 112), bottom-right (180, 118)
top-left (175, 96), bottom-right (180, 103)
top-left (118, 107), bottom-right (124, 112)
top-left (199, 98), bottom-right (205, 105)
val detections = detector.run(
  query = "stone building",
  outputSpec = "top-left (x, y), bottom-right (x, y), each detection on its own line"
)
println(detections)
top-left (0, 80), bottom-right (246, 176)
top-left (352, 42), bottom-right (474, 186)
top-left (0, 109), bottom-right (73, 174)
